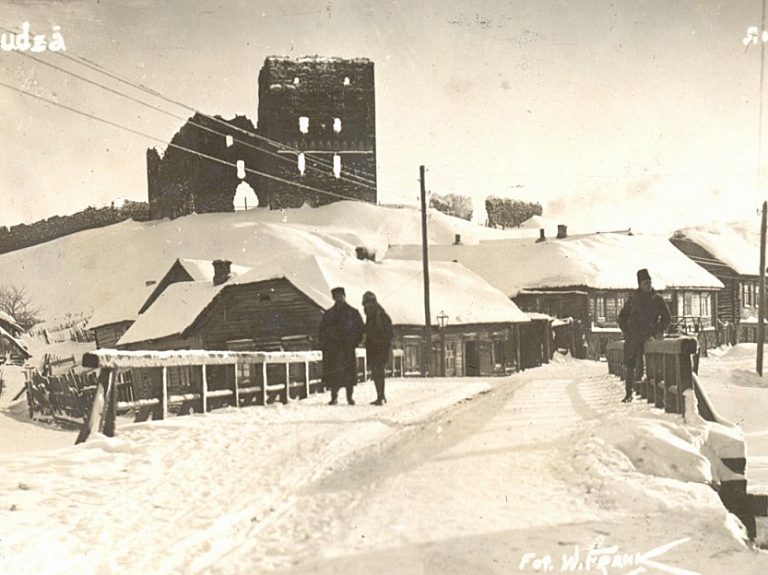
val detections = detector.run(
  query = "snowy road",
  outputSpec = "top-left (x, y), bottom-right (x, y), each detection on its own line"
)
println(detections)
top-left (2, 357), bottom-right (768, 575)
top-left (272, 366), bottom-right (760, 575)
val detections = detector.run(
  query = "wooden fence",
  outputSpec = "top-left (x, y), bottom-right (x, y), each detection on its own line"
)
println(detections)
top-left (25, 369), bottom-right (99, 427)
top-left (74, 348), bottom-right (400, 444)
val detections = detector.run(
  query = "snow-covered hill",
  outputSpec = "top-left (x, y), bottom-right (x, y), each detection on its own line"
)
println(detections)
top-left (0, 202), bottom-right (520, 324)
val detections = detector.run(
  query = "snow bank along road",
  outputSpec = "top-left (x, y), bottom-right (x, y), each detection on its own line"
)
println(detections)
top-left (1, 358), bottom-right (766, 574)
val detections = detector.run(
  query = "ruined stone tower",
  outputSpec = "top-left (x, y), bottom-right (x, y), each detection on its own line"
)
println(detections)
top-left (147, 56), bottom-right (377, 219)
top-left (256, 56), bottom-right (377, 209)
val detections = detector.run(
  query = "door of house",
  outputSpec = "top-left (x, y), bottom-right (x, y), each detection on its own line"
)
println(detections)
top-left (478, 340), bottom-right (493, 376)
top-left (465, 340), bottom-right (479, 376)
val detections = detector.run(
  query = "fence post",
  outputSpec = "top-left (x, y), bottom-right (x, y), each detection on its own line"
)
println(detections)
top-left (75, 368), bottom-right (113, 444)
top-left (304, 360), bottom-right (310, 398)
top-left (160, 367), bottom-right (168, 420)
top-left (103, 370), bottom-right (117, 437)
top-left (284, 360), bottom-right (290, 404)
top-left (233, 362), bottom-right (240, 408)
top-left (202, 364), bottom-right (208, 412)
top-left (262, 361), bottom-right (268, 405)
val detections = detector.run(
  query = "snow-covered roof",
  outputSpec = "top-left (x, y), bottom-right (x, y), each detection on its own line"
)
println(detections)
top-left (117, 281), bottom-right (228, 346)
top-left (671, 221), bottom-right (760, 276)
top-left (275, 255), bottom-right (531, 327)
top-left (0, 310), bottom-right (23, 333)
top-left (175, 258), bottom-right (251, 282)
top-left (88, 283), bottom-right (156, 330)
top-left (118, 254), bottom-right (529, 346)
top-left (0, 325), bottom-right (31, 358)
top-left (90, 259), bottom-right (255, 331)
top-left (387, 232), bottom-right (724, 297)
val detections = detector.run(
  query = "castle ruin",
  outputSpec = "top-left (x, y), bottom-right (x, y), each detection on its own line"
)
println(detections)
top-left (147, 56), bottom-right (377, 220)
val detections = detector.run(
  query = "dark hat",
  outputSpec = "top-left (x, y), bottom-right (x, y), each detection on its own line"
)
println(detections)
top-left (637, 268), bottom-right (651, 284)
top-left (331, 286), bottom-right (346, 297)
top-left (362, 291), bottom-right (377, 304)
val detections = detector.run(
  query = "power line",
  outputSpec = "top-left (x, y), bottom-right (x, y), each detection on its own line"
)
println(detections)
top-left (6, 45), bottom-right (378, 190)
top-left (0, 79), bottom-right (372, 204)
top-left (41, 30), bottom-right (379, 184)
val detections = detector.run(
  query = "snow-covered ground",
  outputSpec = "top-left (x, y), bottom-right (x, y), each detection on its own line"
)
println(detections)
top-left (2, 341), bottom-right (768, 574)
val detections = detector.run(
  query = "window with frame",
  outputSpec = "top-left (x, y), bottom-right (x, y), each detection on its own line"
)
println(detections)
top-left (236, 362), bottom-right (252, 385)
top-left (403, 340), bottom-right (420, 372)
top-left (595, 294), bottom-right (606, 323)
top-left (677, 291), bottom-right (712, 326)
top-left (743, 281), bottom-right (756, 308)
top-left (444, 341), bottom-right (456, 373)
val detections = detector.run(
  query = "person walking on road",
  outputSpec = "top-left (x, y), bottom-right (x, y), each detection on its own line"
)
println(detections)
top-left (319, 287), bottom-right (364, 405)
top-left (362, 291), bottom-right (393, 406)
top-left (617, 268), bottom-right (671, 403)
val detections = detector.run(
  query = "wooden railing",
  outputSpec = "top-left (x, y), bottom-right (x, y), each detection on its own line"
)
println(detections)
top-left (75, 348), bottom-right (375, 444)
top-left (606, 337), bottom-right (698, 415)
top-left (606, 336), bottom-right (767, 539)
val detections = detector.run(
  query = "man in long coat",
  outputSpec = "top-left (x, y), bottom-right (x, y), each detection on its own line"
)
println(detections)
top-left (362, 291), bottom-right (393, 405)
top-left (618, 268), bottom-right (671, 403)
top-left (319, 287), bottom-right (364, 405)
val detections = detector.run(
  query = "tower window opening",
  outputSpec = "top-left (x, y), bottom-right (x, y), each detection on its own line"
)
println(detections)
top-left (299, 116), bottom-right (309, 134)
top-left (333, 118), bottom-right (342, 133)
top-left (298, 153), bottom-right (306, 175)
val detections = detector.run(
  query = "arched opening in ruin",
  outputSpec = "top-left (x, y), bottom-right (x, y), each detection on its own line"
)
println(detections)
top-left (233, 181), bottom-right (258, 211)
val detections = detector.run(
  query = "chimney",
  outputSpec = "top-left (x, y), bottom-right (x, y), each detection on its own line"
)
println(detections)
top-left (355, 246), bottom-right (375, 261)
top-left (453, 234), bottom-right (461, 245)
top-left (556, 224), bottom-right (568, 239)
top-left (535, 228), bottom-right (546, 243)
top-left (212, 259), bottom-right (232, 286)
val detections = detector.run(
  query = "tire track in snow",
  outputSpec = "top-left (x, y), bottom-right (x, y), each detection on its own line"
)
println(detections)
top-left (262, 373), bottom-right (619, 572)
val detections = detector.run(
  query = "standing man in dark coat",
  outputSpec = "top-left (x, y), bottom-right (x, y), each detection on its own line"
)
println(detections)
top-left (362, 291), bottom-right (393, 405)
top-left (618, 268), bottom-right (671, 403)
top-left (319, 287), bottom-right (364, 405)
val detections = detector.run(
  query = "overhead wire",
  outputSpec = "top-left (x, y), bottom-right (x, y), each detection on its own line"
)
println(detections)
top-left (46, 32), bottom-right (377, 184)
top-left (0, 79), bottom-right (369, 204)
top-left (1, 38), bottom-right (378, 190)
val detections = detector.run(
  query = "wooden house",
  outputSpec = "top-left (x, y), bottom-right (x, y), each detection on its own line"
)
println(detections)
top-left (388, 230), bottom-right (723, 359)
top-left (114, 255), bottom-right (531, 400)
top-left (670, 224), bottom-right (760, 344)
top-left (89, 258), bottom-right (251, 349)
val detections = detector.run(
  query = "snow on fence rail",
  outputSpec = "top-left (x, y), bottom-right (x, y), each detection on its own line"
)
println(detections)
top-left (75, 348), bottom-right (393, 444)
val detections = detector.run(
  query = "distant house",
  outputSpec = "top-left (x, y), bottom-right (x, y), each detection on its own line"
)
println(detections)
top-left (388, 230), bottom-right (723, 359)
top-left (670, 224), bottom-right (760, 344)
top-left (114, 255), bottom-right (531, 399)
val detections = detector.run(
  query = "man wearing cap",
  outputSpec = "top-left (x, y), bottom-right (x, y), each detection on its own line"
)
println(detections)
top-left (362, 291), bottom-right (393, 405)
top-left (318, 287), bottom-right (364, 405)
top-left (617, 268), bottom-right (671, 403)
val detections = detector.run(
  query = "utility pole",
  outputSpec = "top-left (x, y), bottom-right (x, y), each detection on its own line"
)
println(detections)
top-left (420, 165), bottom-right (433, 377)
top-left (758, 201), bottom-right (767, 376)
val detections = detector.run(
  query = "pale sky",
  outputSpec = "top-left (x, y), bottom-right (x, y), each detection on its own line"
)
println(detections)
top-left (0, 0), bottom-right (766, 232)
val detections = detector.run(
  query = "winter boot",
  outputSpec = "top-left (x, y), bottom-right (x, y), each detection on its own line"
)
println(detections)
top-left (621, 382), bottom-right (634, 403)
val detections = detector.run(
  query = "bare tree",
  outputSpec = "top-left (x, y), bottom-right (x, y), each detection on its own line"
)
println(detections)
top-left (0, 284), bottom-right (41, 331)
